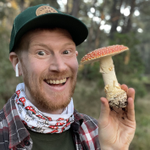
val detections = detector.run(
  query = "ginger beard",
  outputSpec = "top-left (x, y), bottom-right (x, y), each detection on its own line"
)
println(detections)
top-left (21, 61), bottom-right (77, 112)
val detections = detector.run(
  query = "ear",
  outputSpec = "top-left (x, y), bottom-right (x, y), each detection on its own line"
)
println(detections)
top-left (76, 51), bottom-right (78, 56)
top-left (9, 52), bottom-right (18, 70)
top-left (9, 52), bottom-right (21, 76)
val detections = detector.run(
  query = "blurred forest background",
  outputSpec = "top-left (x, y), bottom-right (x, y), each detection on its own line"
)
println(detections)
top-left (0, 0), bottom-right (150, 149)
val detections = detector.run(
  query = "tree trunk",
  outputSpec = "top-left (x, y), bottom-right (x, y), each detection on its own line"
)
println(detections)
top-left (66, 0), bottom-right (69, 13)
top-left (122, 0), bottom-right (136, 33)
top-left (19, 0), bottom-right (25, 12)
top-left (86, 0), bottom-right (97, 52)
top-left (70, 0), bottom-right (80, 17)
top-left (109, 0), bottom-right (123, 38)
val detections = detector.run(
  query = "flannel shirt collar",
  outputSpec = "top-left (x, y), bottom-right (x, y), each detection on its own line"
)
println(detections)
top-left (72, 109), bottom-right (84, 131)
top-left (72, 110), bottom-right (100, 150)
top-left (3, 94), bottom-right (30, 149)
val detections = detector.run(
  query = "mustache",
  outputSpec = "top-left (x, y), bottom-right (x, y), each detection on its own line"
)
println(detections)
top-left (41, 71), bottom-right (72, 80)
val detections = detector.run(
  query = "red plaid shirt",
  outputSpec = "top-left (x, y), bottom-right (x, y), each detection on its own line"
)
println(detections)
top-left (0, 94), bottom-right (100, 150)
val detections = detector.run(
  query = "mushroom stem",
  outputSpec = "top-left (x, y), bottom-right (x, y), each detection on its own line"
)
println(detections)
top-left (99, 56), bottom-right (127, 108)
top-left (99, 56), bottom-right (119, 87)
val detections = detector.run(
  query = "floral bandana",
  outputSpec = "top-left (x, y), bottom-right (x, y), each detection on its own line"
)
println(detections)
top-left (15, 83), bottom-right (74, 134)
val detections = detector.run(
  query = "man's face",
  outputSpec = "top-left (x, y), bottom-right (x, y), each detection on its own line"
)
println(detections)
top-left (19, 29), bottom-right (78, 114)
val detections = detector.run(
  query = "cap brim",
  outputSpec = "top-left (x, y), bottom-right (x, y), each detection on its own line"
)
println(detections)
top-left (15, 13), bottom-right (88, 49)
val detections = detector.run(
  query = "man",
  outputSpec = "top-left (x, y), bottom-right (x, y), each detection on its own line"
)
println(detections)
top-left (0, 4), bottom-right (136, 150)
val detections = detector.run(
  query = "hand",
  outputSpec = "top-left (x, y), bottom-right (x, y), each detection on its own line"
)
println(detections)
top-left (98, 84), bottom-right (136, 150)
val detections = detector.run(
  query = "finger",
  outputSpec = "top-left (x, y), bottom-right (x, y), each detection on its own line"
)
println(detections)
top-left (127, 88), bottom-right (135, 100)
top-left (120, 84), bottom-right (128, 93)
top-left (127, 88), bottom-right (135, 121)
top-left (98, 97), bottom-right (110, 127)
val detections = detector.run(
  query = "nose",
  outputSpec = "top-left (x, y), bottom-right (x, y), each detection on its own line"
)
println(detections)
top-left (49, 54), bottom-right (67, 72)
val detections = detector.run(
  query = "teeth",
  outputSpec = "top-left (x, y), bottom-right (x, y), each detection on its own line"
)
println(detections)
top-left (46, 78), bottom-right (67, 84)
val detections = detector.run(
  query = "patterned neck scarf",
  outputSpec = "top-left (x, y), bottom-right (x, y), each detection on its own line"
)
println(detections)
top-left (15, 83), bottom-right (74, 134)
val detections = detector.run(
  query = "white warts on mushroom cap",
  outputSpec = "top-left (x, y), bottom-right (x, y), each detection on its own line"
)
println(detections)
top-left (80, 45), bottom-right (129, 108)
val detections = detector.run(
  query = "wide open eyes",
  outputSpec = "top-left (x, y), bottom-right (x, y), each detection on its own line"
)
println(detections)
top-left (63, 50), bottom-right (71, 55)
top-left (37, 51), bottom-right (46, 56)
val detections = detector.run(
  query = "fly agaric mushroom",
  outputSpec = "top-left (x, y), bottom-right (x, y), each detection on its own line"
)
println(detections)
top-left (80, 45), bottom-right (129, 108)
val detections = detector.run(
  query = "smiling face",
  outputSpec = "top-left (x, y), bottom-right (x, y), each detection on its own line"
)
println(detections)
top-left (15, 28), bottom-right (78, 114)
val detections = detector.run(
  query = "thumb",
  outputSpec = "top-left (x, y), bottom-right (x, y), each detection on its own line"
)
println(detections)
top-left (98, 97), bottom-right (110, 127)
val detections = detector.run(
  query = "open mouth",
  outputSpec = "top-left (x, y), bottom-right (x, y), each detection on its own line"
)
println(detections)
top-left (44, 78), bottom-right (68, 86)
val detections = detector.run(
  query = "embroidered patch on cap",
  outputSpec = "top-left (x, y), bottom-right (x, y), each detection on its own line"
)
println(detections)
top-left (36, 6), bottom-right (58, 16)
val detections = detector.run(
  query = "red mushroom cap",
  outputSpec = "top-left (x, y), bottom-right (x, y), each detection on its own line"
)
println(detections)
top-left (80, 45), bottom-right (129, 64)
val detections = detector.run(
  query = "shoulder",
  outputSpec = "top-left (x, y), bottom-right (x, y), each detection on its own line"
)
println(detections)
top-left (74, 110), bottom-right (99, 136)
top-left (0, 95), bottom-right (16, 142)
top-left (74, 109), bottom-right (98, 127)
top-left (73, 110), bottom-right (100, 150)
top-left (0, 103), bottom-right (9, 130)
top-left (0, 108), bottom-right (7, 126)
top-left (0, 107), bottom-right (9, 149)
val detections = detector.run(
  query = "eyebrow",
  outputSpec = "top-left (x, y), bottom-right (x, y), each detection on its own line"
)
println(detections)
top-left (30, 42), bottom-right (75, 48)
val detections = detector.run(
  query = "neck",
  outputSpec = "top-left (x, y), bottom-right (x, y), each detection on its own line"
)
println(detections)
top-left (37, 107), bottom-right (65, 114)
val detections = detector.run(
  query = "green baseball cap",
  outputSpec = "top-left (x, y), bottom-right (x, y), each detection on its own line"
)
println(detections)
top-left (9, 4), bottom-right (88, 53)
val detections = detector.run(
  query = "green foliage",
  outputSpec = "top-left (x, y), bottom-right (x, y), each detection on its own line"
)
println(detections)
top-left (78, 62), bottom-right (101, 80)
top-left (126, 80), bottom-right (147, 98)
top-left (0, 20), bottom-right (22, 106)
top-left (29, 0), bottom-right (59, 8)
top-left (130, 96), bottom-right (150, 150)
top-left (73, 80), bottom-right (103, 118)
top-left (109, 32), bottom-right (144, 76)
